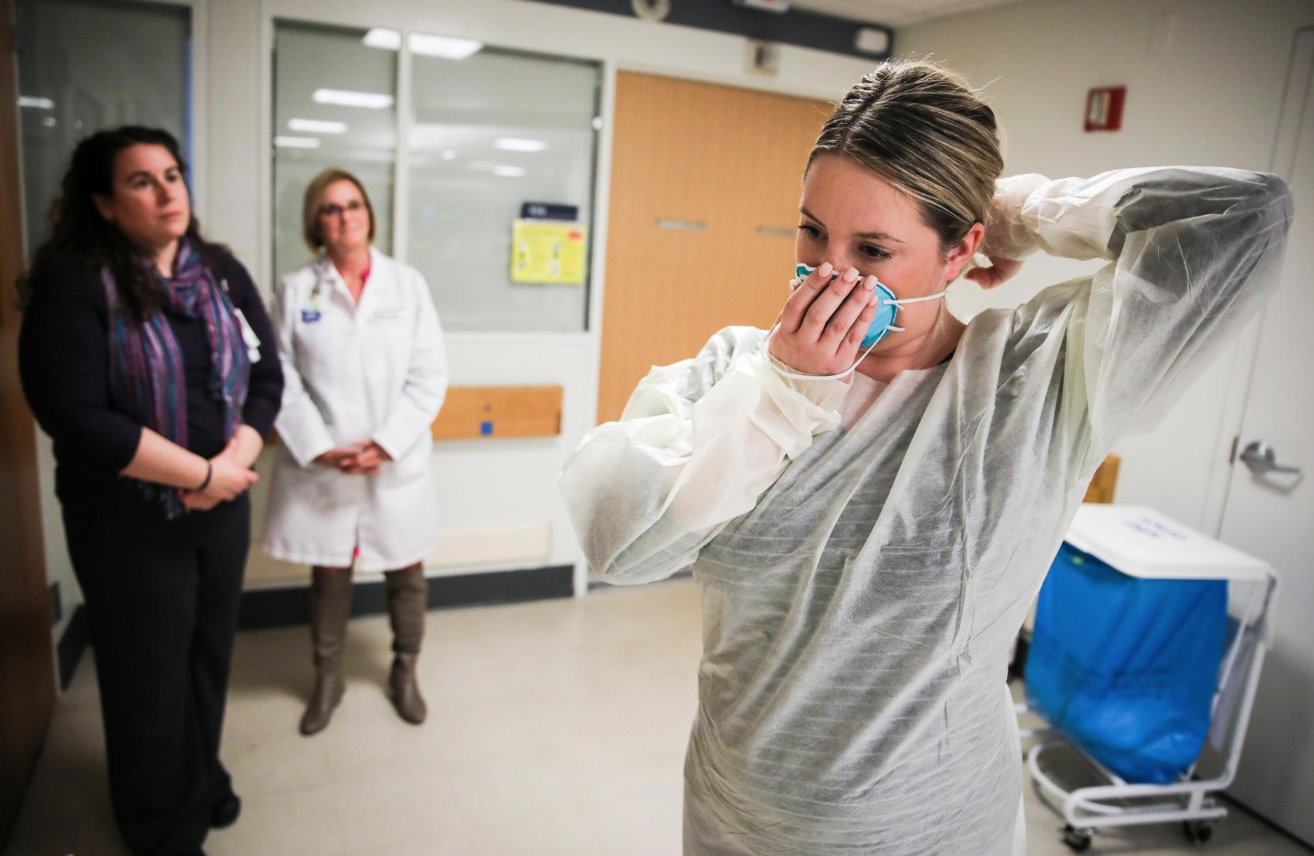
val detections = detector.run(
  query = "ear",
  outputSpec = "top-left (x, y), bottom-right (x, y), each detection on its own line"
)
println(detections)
top-left (92, 193), bottom-right (115, 224)
top-left (943, 222), bottom-right (985, 282)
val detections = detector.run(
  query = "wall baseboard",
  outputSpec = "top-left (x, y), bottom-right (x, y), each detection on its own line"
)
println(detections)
top-left (238, 565), bottom-right (576, 631)
top-left (56, 565), bottom-right (576, 687)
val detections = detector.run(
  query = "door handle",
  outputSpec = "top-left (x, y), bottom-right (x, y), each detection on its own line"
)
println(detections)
top-left (1239, 441), bottom-right (1302, 476)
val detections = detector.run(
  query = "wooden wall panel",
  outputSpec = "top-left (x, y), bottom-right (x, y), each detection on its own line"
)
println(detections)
top-left (430, 386), bottom-right (563, 441)
top-left (0, 10), bottom-right (57, 849)
top-left (598, 72), bottom-right (832, 423)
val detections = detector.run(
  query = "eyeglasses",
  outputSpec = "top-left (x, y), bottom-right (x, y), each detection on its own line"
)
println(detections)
top-left (319, 200), bottom-right (365, 218)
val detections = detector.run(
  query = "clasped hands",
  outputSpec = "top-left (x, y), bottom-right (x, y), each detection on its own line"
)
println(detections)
top-left (181, 425), bottom-right (263, 512)
top-left (313, 441), bottom-right (392, 476)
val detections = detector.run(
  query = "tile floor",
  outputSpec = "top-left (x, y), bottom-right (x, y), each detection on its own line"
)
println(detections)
top-left (5, 579), bottom-right (1309, 856)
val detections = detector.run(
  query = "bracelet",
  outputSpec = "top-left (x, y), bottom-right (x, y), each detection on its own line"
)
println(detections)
top-left (196, 461), bottom-right (213, 492)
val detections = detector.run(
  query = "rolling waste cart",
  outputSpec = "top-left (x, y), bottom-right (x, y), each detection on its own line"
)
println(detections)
top-left (1018, 505), bottom-right (1276, 852)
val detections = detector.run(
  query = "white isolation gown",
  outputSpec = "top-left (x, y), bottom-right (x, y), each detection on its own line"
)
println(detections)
top-left (559, 167), bottom-right (1292, 855)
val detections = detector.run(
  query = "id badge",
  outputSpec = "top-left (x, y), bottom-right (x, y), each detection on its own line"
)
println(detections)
top-left (303, 282), bottom-right (324, 323)
top-left (232, 308), bottom-right (263, 363)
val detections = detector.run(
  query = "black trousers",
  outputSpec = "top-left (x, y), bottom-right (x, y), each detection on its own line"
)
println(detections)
top-left (61, 491), bottom-right (249, 856)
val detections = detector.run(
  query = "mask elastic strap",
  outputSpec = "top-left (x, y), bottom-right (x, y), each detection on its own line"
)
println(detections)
top-left (762, 322), bottom-right (882, 382)
top-left (881, 290), bottom-right (945, 333)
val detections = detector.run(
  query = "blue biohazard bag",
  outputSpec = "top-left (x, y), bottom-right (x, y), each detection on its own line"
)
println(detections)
top-left (1024, 543), bottom-right (1227, 784)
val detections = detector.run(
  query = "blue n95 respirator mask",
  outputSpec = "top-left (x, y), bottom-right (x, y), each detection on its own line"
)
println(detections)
top-left (766, 264), bottom-right (947, 382)
top-left (794, 264), bottom-right (946, 348)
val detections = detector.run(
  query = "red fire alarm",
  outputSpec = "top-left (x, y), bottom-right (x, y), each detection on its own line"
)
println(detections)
top-left (1085, 86), bottom-right (1126, 132)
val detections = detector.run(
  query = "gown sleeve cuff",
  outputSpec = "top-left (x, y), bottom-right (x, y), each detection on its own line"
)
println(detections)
top-left (980, 173), bottom-right (1051, 261)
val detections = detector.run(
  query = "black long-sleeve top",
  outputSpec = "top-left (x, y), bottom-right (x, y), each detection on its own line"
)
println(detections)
top-left (18, 249), bottom-right (283, 506)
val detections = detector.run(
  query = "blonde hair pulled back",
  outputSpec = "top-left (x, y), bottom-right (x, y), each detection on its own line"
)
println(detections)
top-left (809, 60), bottom-right (1004, 256)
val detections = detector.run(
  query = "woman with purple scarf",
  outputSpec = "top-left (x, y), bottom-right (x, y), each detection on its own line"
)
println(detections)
top-left (17, 127), bottom-right (282, 856)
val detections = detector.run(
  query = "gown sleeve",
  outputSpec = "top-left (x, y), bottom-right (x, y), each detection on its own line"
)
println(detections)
top-left (982, 166), bottom-right (1294, 479)
top-left (559, 327), bottom-right (849, 585)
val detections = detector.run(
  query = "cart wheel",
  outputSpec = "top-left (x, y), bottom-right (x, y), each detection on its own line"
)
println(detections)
top-left (1062, 825), bottom-right (1094, 852)
top-left (1184, 820), bottom-right (1215, 845)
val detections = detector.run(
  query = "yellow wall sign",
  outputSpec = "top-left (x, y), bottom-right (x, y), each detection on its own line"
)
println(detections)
top-left (511, 220), bottom-right (588, 285)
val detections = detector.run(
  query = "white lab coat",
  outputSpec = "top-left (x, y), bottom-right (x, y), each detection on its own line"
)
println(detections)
top-left (263, 248), bottom-right (448, 572)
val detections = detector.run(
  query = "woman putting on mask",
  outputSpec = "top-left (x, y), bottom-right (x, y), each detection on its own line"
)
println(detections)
top-left (560, 60), bottom-right (1292, 855)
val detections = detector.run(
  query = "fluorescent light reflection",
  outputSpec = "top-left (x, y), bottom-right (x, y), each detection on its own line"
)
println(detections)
top-left (19, 96), bottom-right (55, 109)
top-left (289, 118), bottom-right (348, 134)
top-left (275, 135), bottom-right (322, 149)
top-left (362, 28), bottom-right (401, 50)
top-left (409, 33), bottom-right (482, 59)
top-left (362, 28), bottom-right (481, 59)
top-left (493, 165), bottom-right (525, 177)
top-left (494, 138), bottom-right (547, 152)
top-left (312, 89), bottom-right (394, 109)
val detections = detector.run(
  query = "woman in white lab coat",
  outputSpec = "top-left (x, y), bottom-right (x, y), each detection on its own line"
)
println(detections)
top-left (264, 168), bottom-right (448, 734)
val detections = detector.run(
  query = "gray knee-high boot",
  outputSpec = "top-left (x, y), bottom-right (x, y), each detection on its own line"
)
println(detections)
top-left (300, 566), bottom-right (353, 735)
top-left (384, 564), bottom-right (428, 724)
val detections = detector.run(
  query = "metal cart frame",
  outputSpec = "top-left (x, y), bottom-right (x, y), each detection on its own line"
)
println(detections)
top-left (1018, 542), bottom-right (1277, 852)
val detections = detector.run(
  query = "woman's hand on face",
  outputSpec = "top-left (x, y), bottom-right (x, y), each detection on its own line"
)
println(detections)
top-left (964, 255), bottom-right (1023, 289)
top-left (769, 263), bottom-right (882, 376)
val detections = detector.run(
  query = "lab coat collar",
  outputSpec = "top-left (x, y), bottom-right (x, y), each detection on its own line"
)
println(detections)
top-left (314, 247), bottom-right (382, 315)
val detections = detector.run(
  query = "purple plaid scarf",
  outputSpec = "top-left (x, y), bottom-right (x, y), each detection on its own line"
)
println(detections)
top-left (104, 240), bottom-right (251, 517)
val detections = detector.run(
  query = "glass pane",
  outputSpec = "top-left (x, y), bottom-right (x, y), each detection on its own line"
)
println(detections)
top-left (16, 0), bottom-right (190, 256)
top-left (407, 42), bottom-right (600, 333)
top-left (272, 22), bottom-right (397, 281)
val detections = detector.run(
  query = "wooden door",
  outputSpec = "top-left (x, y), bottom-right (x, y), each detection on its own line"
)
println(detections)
top-left (598, 72), bottom-right (831, 423)
top-left (0, 9), bottom-right (56, 848)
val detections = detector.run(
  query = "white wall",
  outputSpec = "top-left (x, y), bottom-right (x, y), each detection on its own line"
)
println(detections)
top-left (903, 0), bottom-right (1314, 533)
